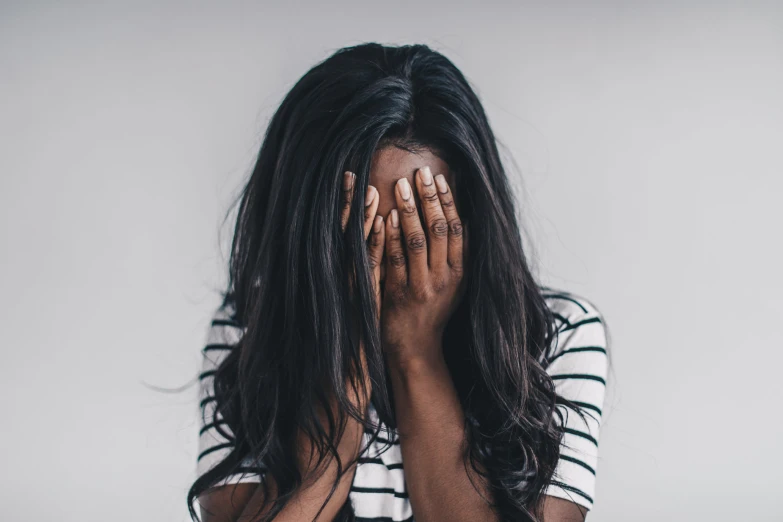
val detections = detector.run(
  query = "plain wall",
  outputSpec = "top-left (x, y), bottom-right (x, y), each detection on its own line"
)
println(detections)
top-left (1, 2), bottom-right (781, 521)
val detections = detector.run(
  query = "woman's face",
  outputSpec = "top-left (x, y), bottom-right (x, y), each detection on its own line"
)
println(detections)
top-left (367, 146), bottom-right (458, 283)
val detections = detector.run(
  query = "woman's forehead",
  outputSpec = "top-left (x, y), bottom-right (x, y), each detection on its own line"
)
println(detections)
top-left (368, 146), bottom-right (455, 219)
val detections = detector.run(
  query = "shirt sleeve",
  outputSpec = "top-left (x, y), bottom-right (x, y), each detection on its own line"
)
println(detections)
top-left (196, 297), bottom-right (266, 487)
top-left (541, 296), bottom-right (609, 511)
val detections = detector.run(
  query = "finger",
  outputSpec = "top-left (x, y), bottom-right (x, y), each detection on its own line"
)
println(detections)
top-left (384, 208), bottom-right (407, 288)
top-left (433, 174), bottom-right (464, 273)
top-left (414, 166), bottom-right (449, 278)
top-left (368, 214), bottom-right (385, 320)
top-left (394, 177), bottom-right (428, 285)
top-left (340, 171), bottom-right (356, 233)
top-left (362, 185), bottom-right (379, 241)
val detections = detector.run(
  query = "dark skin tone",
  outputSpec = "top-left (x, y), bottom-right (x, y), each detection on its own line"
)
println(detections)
top-left (198, 146), bottom-right (588, 521)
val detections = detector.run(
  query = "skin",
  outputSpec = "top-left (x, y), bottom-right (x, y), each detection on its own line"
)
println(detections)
top-left (198, 145), bottom-right (588, 522)
top-left (367, 146), bottom-right (457, 289)
top-left (198, 168), bottom-right (380, 522)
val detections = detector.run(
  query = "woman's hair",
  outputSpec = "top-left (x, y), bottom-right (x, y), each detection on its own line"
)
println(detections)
top-left (187, 42), bottom-right (585, 521)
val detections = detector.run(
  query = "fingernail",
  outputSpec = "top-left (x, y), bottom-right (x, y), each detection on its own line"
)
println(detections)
top-left (365, 185), bottom-right (376, 207)
top-left (435, 174), bottom-right (448, 194)
top-left (397, 178), bottom-right (411, 200)
top-left (344, 171), bottom-right (355, 189)
top-left (373, 215), bottom-right (383, 232)
top-left (391, 209), bottom-right (399, 227)
top-left (420, 166), bottom-right (433, 185)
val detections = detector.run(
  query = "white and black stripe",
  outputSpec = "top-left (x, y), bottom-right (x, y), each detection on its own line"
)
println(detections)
top-left (194, 287), bottom-right (608, 518)
top-left (540, 287), bottom-right (608, 510)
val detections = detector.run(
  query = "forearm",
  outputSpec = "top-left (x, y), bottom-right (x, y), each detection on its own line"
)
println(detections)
top-left (236, 395), bottom-right (367, 521)
top-left (388, 349), bottom-right (499, 522)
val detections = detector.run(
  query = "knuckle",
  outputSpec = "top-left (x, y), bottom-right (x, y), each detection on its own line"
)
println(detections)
top-left (412, 284), bottom-right (432, 301)
top-left (370, 233), bottom-right (383, 248)
top-left (407, 233), bottom-right (427, 251)
top-left (400, 203), bottom-right (417, 216)
top-left (430, 219), bottom-right (449, 238)
top-left (440, 197), bottom-right (455, 210)
top-left (448, 219), bottom-right (464, 236)
top-left (389, 251), bottom-right (407, 268)
top-left (431, 276), bottom-right (447, 293)
top-left (422, 191), bottom-right (440, 204)
top-left (389, 284), bottom-right (408, 302)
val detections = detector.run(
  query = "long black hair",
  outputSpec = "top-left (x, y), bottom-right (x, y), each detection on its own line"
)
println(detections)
top-left (187, 42), bottom-right (586, 522)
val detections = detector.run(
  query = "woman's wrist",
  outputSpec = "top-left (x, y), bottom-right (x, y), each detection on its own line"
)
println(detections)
top-left (385, 340), bottom-right (446, 378)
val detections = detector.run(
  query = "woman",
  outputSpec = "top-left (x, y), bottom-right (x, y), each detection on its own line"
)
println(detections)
top-left (188, 43), bottom-right (609, 522)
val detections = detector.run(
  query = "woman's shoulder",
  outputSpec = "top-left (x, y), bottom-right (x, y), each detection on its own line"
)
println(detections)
top-left (537, 285), bottom-right (609, 367)
top-left (538, 285), bottom-right (605, 328)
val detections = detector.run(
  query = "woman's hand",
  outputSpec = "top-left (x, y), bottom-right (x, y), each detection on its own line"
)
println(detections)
top-left (340, 170), bottom-right (385, 411)
top-left (381, 166), bottom-right (468, 367)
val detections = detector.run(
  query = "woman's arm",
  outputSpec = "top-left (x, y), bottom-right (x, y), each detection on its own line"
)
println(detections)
top-left (199, 383), bottom-right (368, 522)
top-left (200, 329), bottom-right (375, 522)
top-left (198, 171), bottom-right (385, 521)
top-left (387, 352), bottom-right (589, 522)
top-left (199, 386), bottom-right (368, 522)
top-left (387, 350), bottom-right (499, 522)
top-left (379, 168), bottom-right (497, 521)
top-left (380, 168), bottom-right (592, 521)
top-left (539, 495), bottom-right (588, 521)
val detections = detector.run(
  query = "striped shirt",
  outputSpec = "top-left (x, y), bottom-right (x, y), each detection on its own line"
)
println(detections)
top-left (194, 287), bottom-right (608, 519)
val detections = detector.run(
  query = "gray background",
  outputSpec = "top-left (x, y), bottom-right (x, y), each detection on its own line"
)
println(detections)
top-left (1, 2), bottom-right (781, 521)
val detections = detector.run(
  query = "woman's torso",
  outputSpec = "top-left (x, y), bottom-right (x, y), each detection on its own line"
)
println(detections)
top-left (195, 287), bottom-right (607, 521)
